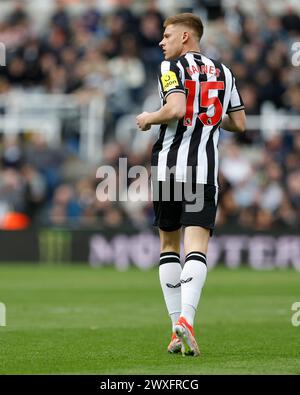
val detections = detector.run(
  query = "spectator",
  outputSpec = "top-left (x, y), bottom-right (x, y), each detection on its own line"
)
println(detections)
top-left (7, 0), bottom-right (29, 27)
top-left (138, 12), bottom-right (164, 76)
top-left (281, 5), bottom-right (300, 34)
top-left (108, 35), bottom-right (146, 105)
top-left (51, 0), bottom-right (70, 34)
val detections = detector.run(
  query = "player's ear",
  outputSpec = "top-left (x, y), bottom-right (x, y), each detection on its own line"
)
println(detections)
top-left (182, 31), bottom-right (189, 44)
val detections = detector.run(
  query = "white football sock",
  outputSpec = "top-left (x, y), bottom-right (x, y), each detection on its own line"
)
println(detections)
top-left (159, 252), bottom-right (182, 332)
top-left (180, 251), bottom-right (207, 327)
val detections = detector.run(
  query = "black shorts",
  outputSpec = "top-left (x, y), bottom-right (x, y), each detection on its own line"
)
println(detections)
top-left (152, 179), bottom-right (218, 236)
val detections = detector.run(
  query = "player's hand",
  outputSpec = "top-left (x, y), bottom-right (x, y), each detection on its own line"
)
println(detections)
top-left (136, 112), bottom-right (151, 131)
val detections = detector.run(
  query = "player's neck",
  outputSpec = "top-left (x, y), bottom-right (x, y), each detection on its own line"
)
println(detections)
top-left (180, 46), bottom-right (201, 56)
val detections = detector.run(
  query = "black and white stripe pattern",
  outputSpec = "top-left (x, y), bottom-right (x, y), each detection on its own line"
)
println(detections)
top-left (152, 52), bottom-right (245, 187)
top-left (160, 252), bottom-right (180, 266)
top-left (185, 251), bottom-right (207, 265)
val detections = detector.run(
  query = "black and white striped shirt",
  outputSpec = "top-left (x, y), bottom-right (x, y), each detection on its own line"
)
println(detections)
top-left (151, 51), bottom-right (244, 187)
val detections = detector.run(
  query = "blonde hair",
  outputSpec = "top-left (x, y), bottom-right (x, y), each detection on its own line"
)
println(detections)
top-left (163, 13), bottom-right (204, 41)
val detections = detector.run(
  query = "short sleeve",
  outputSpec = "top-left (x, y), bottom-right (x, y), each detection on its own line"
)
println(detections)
top-left (227, 75), bottom-right (245, 113)
top-left (158, 60), bottom-right (185, 101)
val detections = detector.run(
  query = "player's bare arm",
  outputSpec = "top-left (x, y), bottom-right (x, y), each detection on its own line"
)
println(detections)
top-left (136, 92), bottom-right (186, 131)
top-left (220, 109), bottom-right (246, 133)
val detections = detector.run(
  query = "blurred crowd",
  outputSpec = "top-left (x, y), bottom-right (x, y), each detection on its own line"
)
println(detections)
top-left (0, 0), bottom-right (300, 232)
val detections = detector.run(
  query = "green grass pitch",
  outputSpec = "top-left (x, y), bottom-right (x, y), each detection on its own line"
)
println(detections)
top-left (0, 264), bottom-right (299, 375)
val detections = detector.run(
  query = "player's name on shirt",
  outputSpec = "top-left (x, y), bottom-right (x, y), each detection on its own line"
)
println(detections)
top-left (186, 64), bottom-right (221, 78)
